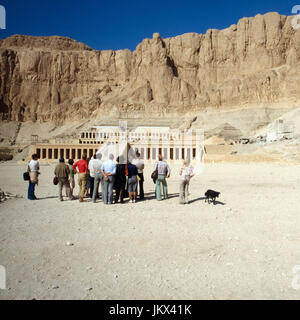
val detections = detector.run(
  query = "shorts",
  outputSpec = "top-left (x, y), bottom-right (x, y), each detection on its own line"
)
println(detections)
top-left (69, 176), bottom-right (75, 189)
top-left (128, 176), bottom-right (137, 193)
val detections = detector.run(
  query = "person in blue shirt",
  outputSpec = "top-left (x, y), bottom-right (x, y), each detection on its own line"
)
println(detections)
top-left (101, 154), bottom-right (117, 204)
top-left (127, 161), bottom-right (138, 203)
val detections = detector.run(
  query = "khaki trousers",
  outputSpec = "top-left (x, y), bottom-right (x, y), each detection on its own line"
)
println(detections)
top-left (58, 178), bottom-right (71, 200)
top-left (179, 180), bottom-right (190, 204)
top-left (78, 173), bottom-right (87, 198)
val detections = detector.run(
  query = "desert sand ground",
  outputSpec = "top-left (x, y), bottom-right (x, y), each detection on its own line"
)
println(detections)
top-left (1, 161), bottom-right (300, 300)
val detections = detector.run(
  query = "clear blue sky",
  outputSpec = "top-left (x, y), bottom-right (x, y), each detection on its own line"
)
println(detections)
top-left (0, 0), bottom-right (297, 51)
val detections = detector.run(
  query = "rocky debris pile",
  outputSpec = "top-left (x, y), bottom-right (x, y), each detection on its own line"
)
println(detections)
top-left (0, 189), bottom-right (23, 202)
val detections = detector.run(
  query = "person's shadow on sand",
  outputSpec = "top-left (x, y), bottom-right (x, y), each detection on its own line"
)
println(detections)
top-left (143, 192), bottom-right (179, 201)
top-left (37, 196), bottom-right (58, 200)
top-left (188, 197), bottom-right (206, 204)
top-left (188, 197), bottom-right (226, 205)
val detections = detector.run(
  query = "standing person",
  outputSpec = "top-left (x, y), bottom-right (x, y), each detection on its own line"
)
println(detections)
top-left (127, 161), bottom-right (138, 203)
top-left (101, 154), bottom-right (116, 205)
top-left (114, 156), bottom-right (127, 204)
top-left (88, 155), bottom-right (97, 199)
top-left (132, 152), bottom-right (145, 200)
top-left (54, 158), bottom-right (73, 201)
top-left (154, 154), bottom-right (171, 201)
top-left (73, 153), bottom-right (88, 202)
top-left (179, 160), bottom-right (194, 204)
top-left (92, 153), bottom-right (103, 203)
top-left (85, 158), bottom-right (91, 198)
top-left (67, 159), bottom-right (76, 197)
top-left (27, 153), bottom-right (40, 200)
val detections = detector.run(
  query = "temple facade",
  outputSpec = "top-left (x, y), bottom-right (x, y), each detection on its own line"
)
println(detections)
top-left (33, 126), bottom-right (204, 163)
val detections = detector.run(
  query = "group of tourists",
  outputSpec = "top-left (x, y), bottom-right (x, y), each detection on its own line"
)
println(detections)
top-left (26, 151), bottom-right (196, 205)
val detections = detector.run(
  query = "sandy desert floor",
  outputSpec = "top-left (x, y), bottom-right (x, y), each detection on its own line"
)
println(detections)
top-left (1, 161), bottom-right (300, 300)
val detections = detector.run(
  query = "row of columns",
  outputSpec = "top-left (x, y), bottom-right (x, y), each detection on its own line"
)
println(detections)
top-left (80, 131), bottom-right (199, 141)
top-left (79, 140), bottom-right (105, 145)
top-left (133, 146), bottom-right (198, 161)
top-left (81, 132), bottom-right (127, 139)
top-left (36, 146), bottom-right (199, 162)
top-left (36, 147), bottom-right (99, 161)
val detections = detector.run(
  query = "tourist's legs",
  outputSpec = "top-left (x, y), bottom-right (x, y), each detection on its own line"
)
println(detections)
top-left (100, 175), bottom-right (104, 200)
top-left (69, 180), bottom-right (73, 197)
top-left (162, 177), bottom-right (168, 199)
top-left (78, 175), bottom-right (82, 199)
top-left (108, 176), bottom-right (115, 204)
top-left (115, 184), bottom-right (121, 203)
top-left (120, 181), bottom-right (126, 202)
top-left (179, 180), bottom-right (185, 204)
top-left (187, 182), bottom-right (190, 196)
top-left (156, 175), bottom-right (167, 199)
top-left (71, 177), bottom-right (75, 196)
top-left (92, 174), bottom-right (100, 203)
top-left (27, 181), bottom-right (35, 200)
top-left (82, 175), bottom-right (87, 199)
top-left (138, 173), bottom-right (144, 199)
top-left (155, 176), bottom-right (162, 201)
top-left (78, 173), bottom-right (87, 201)
top-left (58, 179), bottom-right (64, 200)
top-left (185, 182), bottom-right (189, 203)
top-left (89, 177), bottom-right (94, 198)
top-left (32, 182), bottom-right (36, 199)
top-left (95, 177), bottom-right (99, 199)
top-left (133, 178), bottom-right (137, 201)
top-left (128, 177), bottom-right (136, 202)
top-left (136, 176), bottom-right (139, 198)
top-left (116, 181), bottom-right (125, 203)
top-left (84, 175), bottom-right (90, 197)
top-left (27, 181), bottom-right (31, 200)
top-left (64, 179), bottom-right (72, 200)
top-left (103, 178), bottom-right (109, 204)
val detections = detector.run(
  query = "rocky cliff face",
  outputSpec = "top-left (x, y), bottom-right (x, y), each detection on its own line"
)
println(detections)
top-left (1, 12), bottom-right (300, 125)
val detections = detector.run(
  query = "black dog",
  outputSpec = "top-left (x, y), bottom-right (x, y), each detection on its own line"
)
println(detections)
top-left (205, 190), bottom-right (220, 205)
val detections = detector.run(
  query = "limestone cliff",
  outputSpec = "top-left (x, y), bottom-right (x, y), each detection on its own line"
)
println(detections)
top-left (1, 12), bottom-right (300, 125)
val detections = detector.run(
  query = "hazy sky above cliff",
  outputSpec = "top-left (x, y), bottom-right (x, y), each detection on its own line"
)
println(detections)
top-left (0, 0), bottom-right (297, 51)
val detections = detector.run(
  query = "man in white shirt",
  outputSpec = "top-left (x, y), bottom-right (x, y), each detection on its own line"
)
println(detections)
top-left (27, 153), bottom-right (40, 200)
top-left (28, 158), bottom-right (39, 172)
top-left (92, 153), bottom-right (103, 203)
top-left (179, 161), bottom-right (194, 204)
top-left (132, 151), bottom-right (145, 200)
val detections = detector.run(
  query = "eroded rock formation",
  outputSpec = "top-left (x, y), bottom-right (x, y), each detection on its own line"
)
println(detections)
top-left (1, 12), bottom-right (300, 124)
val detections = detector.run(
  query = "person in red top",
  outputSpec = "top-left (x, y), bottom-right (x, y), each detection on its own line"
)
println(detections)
top-left (73, 153), bottom-right (89, 202)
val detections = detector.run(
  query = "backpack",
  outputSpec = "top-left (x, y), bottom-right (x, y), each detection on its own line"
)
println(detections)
top-left (23, 171), bottom-right (30, 181)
